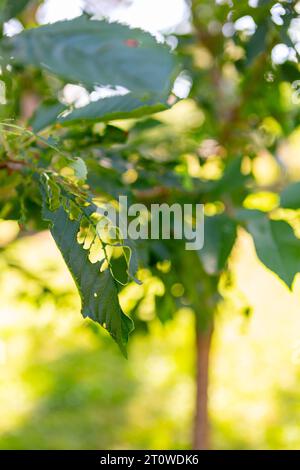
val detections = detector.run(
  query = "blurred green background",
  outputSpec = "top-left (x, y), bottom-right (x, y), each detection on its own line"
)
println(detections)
top-left (1, 214), bottom-right (300, 450)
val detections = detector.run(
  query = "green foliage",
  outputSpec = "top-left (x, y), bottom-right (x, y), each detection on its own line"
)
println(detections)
top-left (1, 0), bottom-right (300, 355)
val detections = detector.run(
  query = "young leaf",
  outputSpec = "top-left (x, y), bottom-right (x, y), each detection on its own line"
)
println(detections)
top-left (41, 180), bottom-right (134, 356)
top-left (199, 214), bottom-right (237, 275)
top-left (243, 211), bottom-right (300, 289)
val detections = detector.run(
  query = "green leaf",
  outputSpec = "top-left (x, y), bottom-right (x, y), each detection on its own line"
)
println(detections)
top-left (245, 22), bottom-right (268, 65)
top-left (41, 181), bottom-right (134, 356)
top-left (31, 94), bottom-right (170, 131)
top-left (200, 214), bottom-right (237, 275)
top-left (58, 94), bottom-right (170, 126)
top-left (4, 15), bottom-right (178, 100)
top-left (209, 156), bottom-right (250, 203)
top-left (244, 211), bottom-right (300, 289)
top-left (280, 182), bottom-right (300, 210)
top-left (69, 157), bottom-right (88, 182)
top-left (155, 293), bottom-right (175, 323)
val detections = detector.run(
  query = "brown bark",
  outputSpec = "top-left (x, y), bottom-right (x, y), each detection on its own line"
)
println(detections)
top-left (193, 323), bottom-right (213, 450)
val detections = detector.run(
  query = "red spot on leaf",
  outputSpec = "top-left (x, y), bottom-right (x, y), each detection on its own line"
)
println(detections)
top-left (124, 39), bottom-right (139, 48)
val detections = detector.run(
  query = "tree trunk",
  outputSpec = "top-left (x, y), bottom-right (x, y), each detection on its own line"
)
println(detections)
top-left (193, 323), bottom-right (213, 450)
